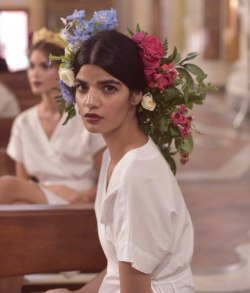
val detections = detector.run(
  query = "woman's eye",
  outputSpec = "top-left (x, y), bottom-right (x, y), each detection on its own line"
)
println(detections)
top-left (41, 62), bottom-right (49, 70)
top-left (29, 63), bottom-right (35, 69)
top-left (103, 85), bottom-right (117, 93)
top-left (76, 83), bottom-right (88, 92)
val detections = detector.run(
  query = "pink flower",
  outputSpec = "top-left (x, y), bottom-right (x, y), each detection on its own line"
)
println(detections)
top-left (144, 68), bottom-right (156, 82)
top-left (178, 105), bottom-right (187, 113)
top-left (132, 32), bottom-right (146, 44)
top-left (132, 33), bottom-right (164, 73)
top-left (161, 63), bottom-right (177, 86)
top-left (170, 112), bottom-right (188, 126)
top-left (149, 73), bottom-right (168, 90)
top-left (180, 127), bottom-right (190, 139)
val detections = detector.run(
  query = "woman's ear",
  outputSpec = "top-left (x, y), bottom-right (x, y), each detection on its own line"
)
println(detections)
top-left (130, 92), bottom-right (142, 106)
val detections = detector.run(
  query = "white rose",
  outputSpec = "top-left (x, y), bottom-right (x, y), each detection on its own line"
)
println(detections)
top-left (59, 68), bottom-right (75, 87)
top-left (141, 92), bottom-right (156, 111)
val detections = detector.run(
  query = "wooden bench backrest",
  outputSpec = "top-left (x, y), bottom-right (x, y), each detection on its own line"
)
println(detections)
top-left (0, 204), bottom-right (106, 278)
top-left (0, 71), bottom-right (37, 111)
top-left (0, 118), bottom-right (15, 175)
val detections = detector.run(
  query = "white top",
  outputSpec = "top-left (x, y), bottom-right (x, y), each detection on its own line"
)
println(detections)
top-left (7, 106), bottom-right (106, 192)
top-left (0, 82), bottom-right (20, 117)
top-left (95, 138), bottom-right (194, 293)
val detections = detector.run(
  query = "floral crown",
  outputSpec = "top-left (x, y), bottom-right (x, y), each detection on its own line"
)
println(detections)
top-left (51, 9), bottom-right (213, 174)
top-left (31, 27), bottom-right (66, 49)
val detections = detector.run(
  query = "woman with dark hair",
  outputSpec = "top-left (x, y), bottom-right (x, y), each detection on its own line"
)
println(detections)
top-left (44, 9), bottom-right (201, 293)
top-left (0, 28), bottom-right (105, 204)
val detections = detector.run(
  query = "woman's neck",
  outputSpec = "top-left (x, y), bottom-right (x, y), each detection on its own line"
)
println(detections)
top-left (39, 92), bottom-right (59, 114)
top-left (104, 121), bottom-right (148, 166)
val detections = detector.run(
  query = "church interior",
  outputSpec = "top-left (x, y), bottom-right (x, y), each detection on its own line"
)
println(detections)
top-left (0, 0), bottom-right (250, 292)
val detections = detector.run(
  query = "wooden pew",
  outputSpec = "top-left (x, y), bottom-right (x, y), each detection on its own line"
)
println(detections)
top-left (0, 117), bottom-right (15, 175)
top-left (0, 204), bottom-right (106, 293)
top-left (0, 71), bottom-right (38, 111)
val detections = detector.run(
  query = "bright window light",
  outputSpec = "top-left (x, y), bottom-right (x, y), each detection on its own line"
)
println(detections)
top-left (0, 10), bottom-right (29, 72)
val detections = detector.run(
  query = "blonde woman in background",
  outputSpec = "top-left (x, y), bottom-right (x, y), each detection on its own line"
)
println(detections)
top-left (0, 28), bottom-right (105, 204)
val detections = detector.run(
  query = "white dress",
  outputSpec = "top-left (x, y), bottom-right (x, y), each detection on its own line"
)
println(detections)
top-left (7, 106), bottom-right (106, 204)
top-left (95, 137), bottom-right (194, 292)
top-left (0, 82), bottom-right (20, 117)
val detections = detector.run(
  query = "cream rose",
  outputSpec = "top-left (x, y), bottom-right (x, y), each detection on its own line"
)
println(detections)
top-left (141, 92), bottom-right (156, 111)
top-left (59, 68), bottom-right (75, 87)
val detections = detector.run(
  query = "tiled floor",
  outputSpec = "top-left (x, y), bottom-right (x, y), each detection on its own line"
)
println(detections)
top-left (176, 91), bottom-right (250, 292)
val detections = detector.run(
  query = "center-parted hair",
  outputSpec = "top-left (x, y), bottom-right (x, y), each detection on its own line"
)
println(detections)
top-left (73, 30), bottom-right (147, 92)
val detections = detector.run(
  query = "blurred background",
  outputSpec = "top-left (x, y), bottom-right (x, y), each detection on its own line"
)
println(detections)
top-left (0, 0), bottom-right (250, 292)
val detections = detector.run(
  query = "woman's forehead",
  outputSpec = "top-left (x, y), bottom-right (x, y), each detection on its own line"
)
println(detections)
top-left (76, 64), bottom-right (120, 82)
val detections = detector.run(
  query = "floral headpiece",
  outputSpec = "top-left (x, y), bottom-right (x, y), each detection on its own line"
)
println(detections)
top-left (31, 27), bottom-right (66, 49)
top-left (130, 25), bottom-right (213, 173)
top-left (51, 10), bottom-right (213, 174)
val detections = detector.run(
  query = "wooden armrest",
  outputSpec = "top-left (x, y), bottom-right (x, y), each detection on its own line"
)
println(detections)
top-left (0, 204), bottom-right (106, 277)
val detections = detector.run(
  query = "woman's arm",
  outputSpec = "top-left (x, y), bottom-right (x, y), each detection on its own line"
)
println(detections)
top-left (44, 269), bottom-right (106, 293)
top-left (15, 161), bottom-right (30, 180)
top-left (119, 261), bottom-right (151, 293)
top-left (42, 148), bottom-right (105, 203)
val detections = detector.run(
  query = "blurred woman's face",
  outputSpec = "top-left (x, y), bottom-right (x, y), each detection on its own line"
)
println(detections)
top-left (27, 49), bottom-right (58, 96)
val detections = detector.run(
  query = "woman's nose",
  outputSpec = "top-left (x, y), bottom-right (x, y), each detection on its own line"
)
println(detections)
top-left (84, 88), bottom-right (99, 108)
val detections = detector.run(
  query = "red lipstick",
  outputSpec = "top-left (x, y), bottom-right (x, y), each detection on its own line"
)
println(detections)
top-left (84, 113), bottom-right (103, 123)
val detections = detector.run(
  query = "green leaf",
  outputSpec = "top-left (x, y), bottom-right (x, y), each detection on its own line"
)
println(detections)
top-left (136, 23), bottom-right (142, 32)
top-left (176, 67), bottom-right (194, 87)
top-left (158, 117), bottom-right (168, 132)
top-left (180, 139), bottom-right (193, 153)
top-left (180, 52), bottom-right (199, 65)
top-left (184, 63), bottom-right (207, 80)
top-left (164, 46), bottom-right (178, 63)
top-left (170, 126), bottom-right (179, 137)
top-left (163, 38), bottom-right (168, 54)
top-left (187, 134), bottom-right (193, 148)
top-left (172, 52), bottom-right (181, 65)
top-left (167, 156), bottom-right (176, 175)
top-left (62, 107), bottom-right (76, 125)
top-left (127, 28), bottom-right (133, 36)
top-left (164, 87), bottom-right (182, 101)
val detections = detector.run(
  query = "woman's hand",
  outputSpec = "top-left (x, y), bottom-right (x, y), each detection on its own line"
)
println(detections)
top-left (42, 184), bottom-right (95, 203)
top-left (42, 185), bottom-right (89, 203)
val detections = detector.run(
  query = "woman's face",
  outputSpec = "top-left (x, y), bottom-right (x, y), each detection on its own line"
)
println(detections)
top-left (75, 64), bottom-right (138, 136)
top-left (27, 49), bottom-right (58, 96)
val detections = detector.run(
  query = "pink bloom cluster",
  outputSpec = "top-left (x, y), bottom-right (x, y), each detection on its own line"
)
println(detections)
top-left (170, 105), bottom-right (193, 140)
top-left (132, 32), bottom-right (177, 90)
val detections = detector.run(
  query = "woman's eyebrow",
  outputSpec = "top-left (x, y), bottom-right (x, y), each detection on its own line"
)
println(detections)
top-left (75, 79), bottom-right (86, 84)
top-left (75, 79), bottom-right (122, 86)
top-left (97, 79), bottom-right (121, 86)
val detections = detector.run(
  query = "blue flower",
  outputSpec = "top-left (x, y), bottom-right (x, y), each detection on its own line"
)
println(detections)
top-left (93, 9), bottom-right (118, 30)
top-left (58, 80), bottom-right (75, 105)
top-left (66, 10), bottom-right (85, 21)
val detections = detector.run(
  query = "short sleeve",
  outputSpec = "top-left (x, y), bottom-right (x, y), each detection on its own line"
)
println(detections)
top-left (110, 169), bottom-right (176, 274)
top-left (6, 116), bottom-right (24, 163)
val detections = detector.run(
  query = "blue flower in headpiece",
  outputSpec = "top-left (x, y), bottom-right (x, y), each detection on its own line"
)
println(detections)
top-left (66, 10), bottom-right (85, 21)
top-left (58, 80), bottom-right (75, 105)
top-left (93, 9), bottom-right (118, 30)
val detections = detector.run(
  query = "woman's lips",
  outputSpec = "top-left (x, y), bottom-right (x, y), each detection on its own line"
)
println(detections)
top-left (33, 81), bottom-right (42, 87)
top-left (84, 113), bottom-right (104, 123)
